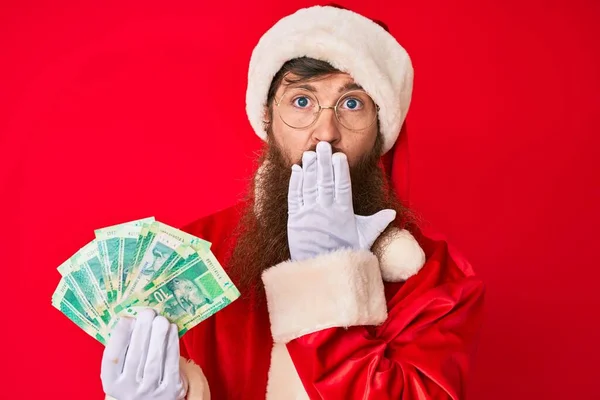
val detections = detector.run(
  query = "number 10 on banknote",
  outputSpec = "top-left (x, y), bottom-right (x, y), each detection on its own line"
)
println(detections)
top-left (52, 217), bottom-right (240, 344)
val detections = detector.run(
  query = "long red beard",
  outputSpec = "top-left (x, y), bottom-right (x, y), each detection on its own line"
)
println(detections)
top-left (227, 135), bottom-right (416, 301)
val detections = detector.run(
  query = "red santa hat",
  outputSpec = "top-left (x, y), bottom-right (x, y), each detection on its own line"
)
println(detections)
top-left (245, 5), bottom-right (414, 155)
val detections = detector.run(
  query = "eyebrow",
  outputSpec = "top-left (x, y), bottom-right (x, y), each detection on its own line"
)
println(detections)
top-left (338, 82), bottom-right (363, 93)
top-left (284, 81), bottom-right (364, 93)
top-left (286, 83), bottom-right (318, 91)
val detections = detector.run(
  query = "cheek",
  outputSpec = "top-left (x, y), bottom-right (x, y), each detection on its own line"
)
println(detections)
top-left (343, 130), bottom-right (378, 166)
top-left (272, 120), bottom-right (310, 163)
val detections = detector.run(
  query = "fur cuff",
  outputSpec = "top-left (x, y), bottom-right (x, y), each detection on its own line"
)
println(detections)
top-left (262, 248), bottom-right (388, 343)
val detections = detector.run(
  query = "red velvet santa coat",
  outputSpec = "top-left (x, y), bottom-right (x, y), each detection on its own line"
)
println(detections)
top-left (175, 199), bottom-right (485, 400)
top-left (105, 131), bottom-right (485, 400)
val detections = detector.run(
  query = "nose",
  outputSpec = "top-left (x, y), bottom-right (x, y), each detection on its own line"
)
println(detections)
top-left (311, 106), bottom-right (341, 146)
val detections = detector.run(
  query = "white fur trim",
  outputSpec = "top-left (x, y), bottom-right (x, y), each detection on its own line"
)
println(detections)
top-left (266, 343), bottom-right (309, 400)
top-left (246, 5), bottom-right (413, 155)
top-left (262, 248), bottom-right (388, 343)
top-left (379, 227), bottom-right (426, 282)
top-left (104, 357), bottom-right (209, 400)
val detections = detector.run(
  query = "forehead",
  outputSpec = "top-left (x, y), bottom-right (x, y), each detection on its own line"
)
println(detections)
top-left (280, 72), bottom-right (363, 94)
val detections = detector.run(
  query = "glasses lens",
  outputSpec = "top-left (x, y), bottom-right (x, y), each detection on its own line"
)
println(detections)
top-left (336, 91), bottom-right (378, 131)
top-left (277, 88), bottom-right (320, 129)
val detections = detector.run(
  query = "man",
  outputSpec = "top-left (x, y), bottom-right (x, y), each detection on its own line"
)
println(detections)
top-left (101, 5), bottom-right (485, 400)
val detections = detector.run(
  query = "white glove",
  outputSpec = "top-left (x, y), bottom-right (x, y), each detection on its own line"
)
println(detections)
top-left (287, 141), bottom-right (397, 262)
top-left (101, 309), bottom-right (187, 400)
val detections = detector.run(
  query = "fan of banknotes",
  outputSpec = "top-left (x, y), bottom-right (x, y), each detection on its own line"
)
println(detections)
top-left (51, 217), bottom-right (240, 344)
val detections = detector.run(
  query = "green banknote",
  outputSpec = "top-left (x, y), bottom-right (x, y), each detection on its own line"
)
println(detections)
top-left (71, 241), bottom-right (115, 319)
top-left (53, 217), bottom-right (235, 345)
top-left (122, 221), bottom-right (211, 300)
top-left (52, 278), bottom-right (107, 344)
top-left (140, 245), bottom-right (197, 293)
top-left (57, 255), bottom-right (111, 327)
top-left (115, 245), bottom-right (240, 336)
top-left (125, 222), bottom-right (156, 293)
top-left (95, 217), bottom-right (155, 303)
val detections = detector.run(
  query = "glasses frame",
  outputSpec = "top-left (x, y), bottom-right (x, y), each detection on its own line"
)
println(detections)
top-left (273, 88), bottom-right (380, 132)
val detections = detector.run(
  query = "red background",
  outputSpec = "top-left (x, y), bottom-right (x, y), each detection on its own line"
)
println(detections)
top-left (2, 0), bottom-right (599, 399)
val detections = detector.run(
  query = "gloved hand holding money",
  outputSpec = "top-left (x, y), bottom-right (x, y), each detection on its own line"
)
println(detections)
top-left (51, 217), bottom-right (240, 344)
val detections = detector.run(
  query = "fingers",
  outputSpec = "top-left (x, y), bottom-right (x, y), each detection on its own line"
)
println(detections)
top-left (288, 164), bottom-right (303, 214)
top-left (139, 316), bottom-right (171, 391)
top-left (356, 209), bottom-right (397, 249)
top-left (298, 143), bottom-right (350, 208)
top-left (122, 308), bottom-right (156, 381)
top-left (333, 152), bottom-right (353, 207)
top-left (101, 311), bottom-right (182, 399)
top-left (316, 142), bottom-right (334, 206)
top-left (101, 317), bottom-right (134, 385)
top-left (302, 151), bottom-right (317, 205)
top-left (162, 323), bottom-right (181, 386)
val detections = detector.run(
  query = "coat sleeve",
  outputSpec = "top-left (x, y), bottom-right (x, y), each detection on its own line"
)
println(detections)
top-left (261, 241), bottom-right (485, 400)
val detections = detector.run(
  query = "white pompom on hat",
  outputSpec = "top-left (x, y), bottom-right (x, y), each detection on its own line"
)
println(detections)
top-left (245, 5), bottom-right (414, 155)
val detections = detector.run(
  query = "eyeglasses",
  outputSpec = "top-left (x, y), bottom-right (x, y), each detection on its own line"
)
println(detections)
top-left (273, 88), bottom-right (379, 131)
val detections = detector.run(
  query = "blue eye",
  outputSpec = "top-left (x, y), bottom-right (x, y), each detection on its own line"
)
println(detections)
top-left (293, 97), bottom-right (310, 108)
top-left (343, 98), bottom-right (362, 110)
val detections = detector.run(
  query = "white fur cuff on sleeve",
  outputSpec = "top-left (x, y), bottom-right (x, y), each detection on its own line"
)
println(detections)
top-left (262, 248), bottom-right (388, 343)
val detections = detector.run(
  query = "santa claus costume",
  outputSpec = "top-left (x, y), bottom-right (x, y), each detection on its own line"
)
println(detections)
top-left (109, 5), bottom-right (486, 400)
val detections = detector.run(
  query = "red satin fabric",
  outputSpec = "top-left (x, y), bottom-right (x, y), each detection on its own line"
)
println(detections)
top-left (286, 228), bottom-right (485, 399)
top-left (180, 203), bottom-right (485, 399)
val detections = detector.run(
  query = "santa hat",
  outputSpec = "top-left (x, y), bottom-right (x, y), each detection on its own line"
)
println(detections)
top-left (245, 5), bottom-right (414, 155)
